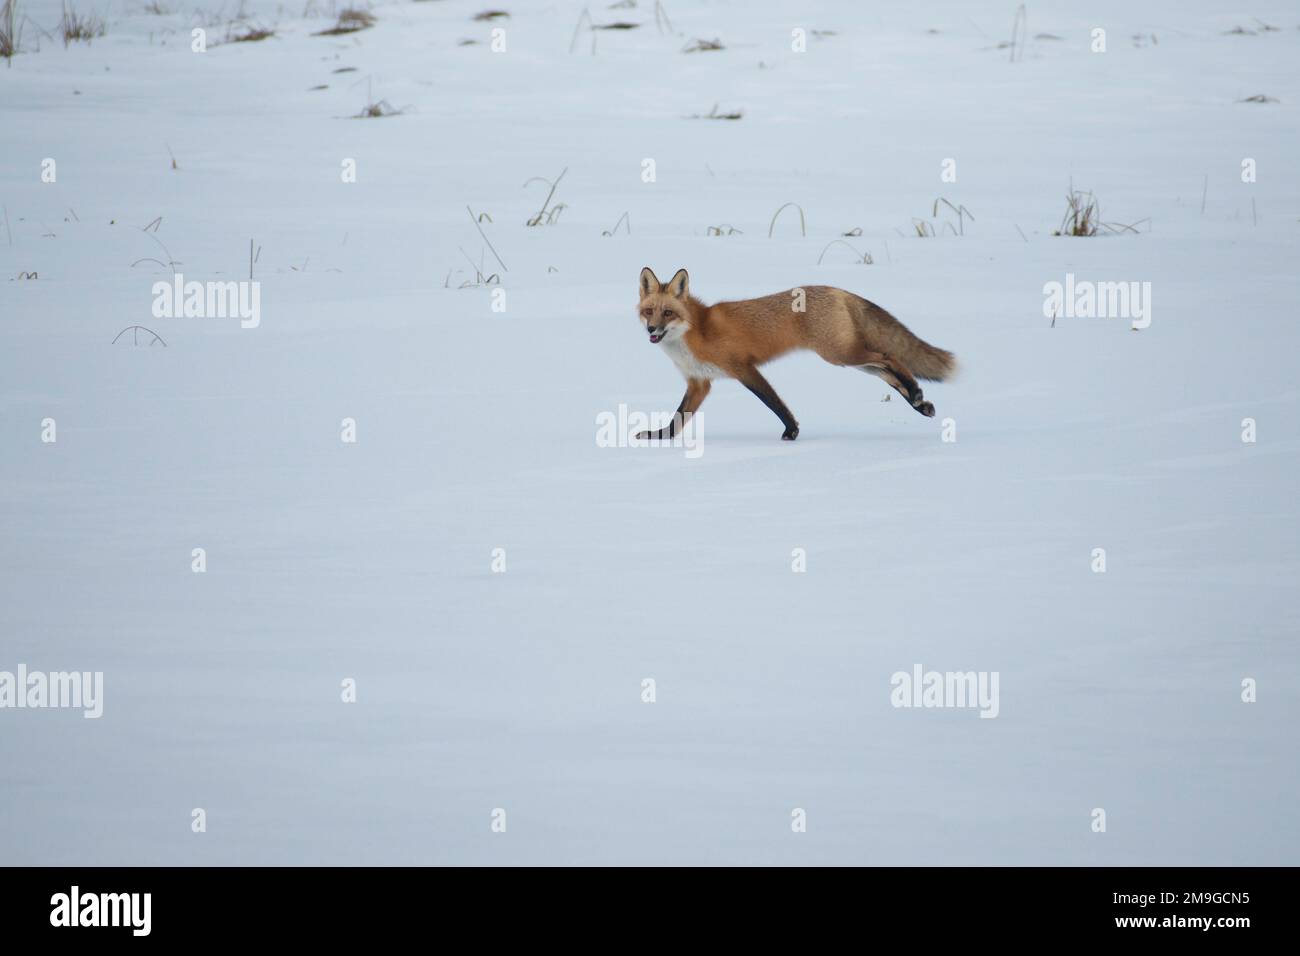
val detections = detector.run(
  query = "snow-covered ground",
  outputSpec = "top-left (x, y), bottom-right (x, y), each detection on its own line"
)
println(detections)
top-left (1, 0), bottom-right (1298, 865)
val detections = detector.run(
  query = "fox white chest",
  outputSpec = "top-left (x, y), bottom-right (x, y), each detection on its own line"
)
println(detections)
top-left (660, 336), bottom-right (725, 381)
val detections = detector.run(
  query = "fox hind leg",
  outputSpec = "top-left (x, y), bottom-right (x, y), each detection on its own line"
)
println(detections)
top-left (848, 349), bottom-right (934, 418)
top-left (811, 338), bottom-right (935, 418)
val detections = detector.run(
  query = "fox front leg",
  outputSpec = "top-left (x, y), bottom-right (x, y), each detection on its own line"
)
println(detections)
top-left (637, 378), bottom-right (711, 440)
top-left (736, 366), bottom-right (799, 440)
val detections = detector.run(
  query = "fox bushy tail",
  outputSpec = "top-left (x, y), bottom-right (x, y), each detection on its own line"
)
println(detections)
top-left (899, 334), bottom-right (957, 381)
top-left (852, 296), bottom-right (957, 382)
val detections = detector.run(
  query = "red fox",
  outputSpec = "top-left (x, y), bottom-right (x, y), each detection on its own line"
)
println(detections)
top-left (635, 267), bottom-right (956, 441)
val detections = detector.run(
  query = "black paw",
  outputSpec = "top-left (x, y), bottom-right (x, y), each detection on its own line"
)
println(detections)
top-left (781, 425), bottom-right (799, 441)
top-left (915, 401), bottom-right (935, 418)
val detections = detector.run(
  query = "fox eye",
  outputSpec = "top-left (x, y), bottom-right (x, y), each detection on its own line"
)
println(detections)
top-left (641, 308), bottom-right (652, 317)
top-left (663, 309), bottom-right (674, 318)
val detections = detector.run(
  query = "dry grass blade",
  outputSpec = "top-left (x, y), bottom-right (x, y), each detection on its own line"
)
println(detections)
top-left (1008, 3), bottom-right (1026, 62)
top-left (466, 205), bottom-right (508, 272)
top-left (601, 211), bottom-right (630, 236)
top-left (932, 197), bottom-right (975, 235)
top-left (817, 239), bottom-right (872, 265)
top-left (569, 6), bottom-right (593, 54)
top-left (768, 202), bottom-right (806, 238)
top-left (111, 325), bottom-right (167, 347)
top-left (653, 0), bottom-right (673, 34)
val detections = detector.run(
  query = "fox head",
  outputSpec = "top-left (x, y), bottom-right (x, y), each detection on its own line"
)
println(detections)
top-left (638, 267), bottom-right (691, 344)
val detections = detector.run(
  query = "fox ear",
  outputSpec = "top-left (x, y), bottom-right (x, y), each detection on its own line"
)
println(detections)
top-left (639, 267), bottom-right (660, 297)
top-left (666, 268), bottom-right (689, 299)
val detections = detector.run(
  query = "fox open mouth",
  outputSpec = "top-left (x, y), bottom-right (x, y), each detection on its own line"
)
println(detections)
top-left (648, 330), bottom-right (665, 343)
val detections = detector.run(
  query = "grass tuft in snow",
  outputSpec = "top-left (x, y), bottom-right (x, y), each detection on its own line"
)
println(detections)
top-left (451, 245), bottom-right (500, 288)
top-left (60, 2), bottom-right (106, 46)
top-left (903, 198), bottom-right (976, 237)
top-left (689, 103), bottom-right (742, 120)
top-left (314, 7), bottom-right (375, 36)
top-left (355, 99), bottom-right (401, 118)
top-left (227, 24), bottom-right (275, 43)
top-left (472, 9), bottom-right (508, 21)
top-left (523, 168), bottom-right (568, 226)
top-left (683, 37), bottom-right (723, 52)
top-left (1223, 22), bottom-right (1278, 36)
top-left (1, 0), bottom-right (20, 59)
top-left (1052, 185), bottom-right (1148, 236)
top-left (351, 76), bottom-right (402, 118)
top-left (1054, 186), bottom-right (1100, 236)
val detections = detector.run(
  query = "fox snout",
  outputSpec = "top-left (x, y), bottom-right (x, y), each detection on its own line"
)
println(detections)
top-left (647, 325), bottom-right (665, 343)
